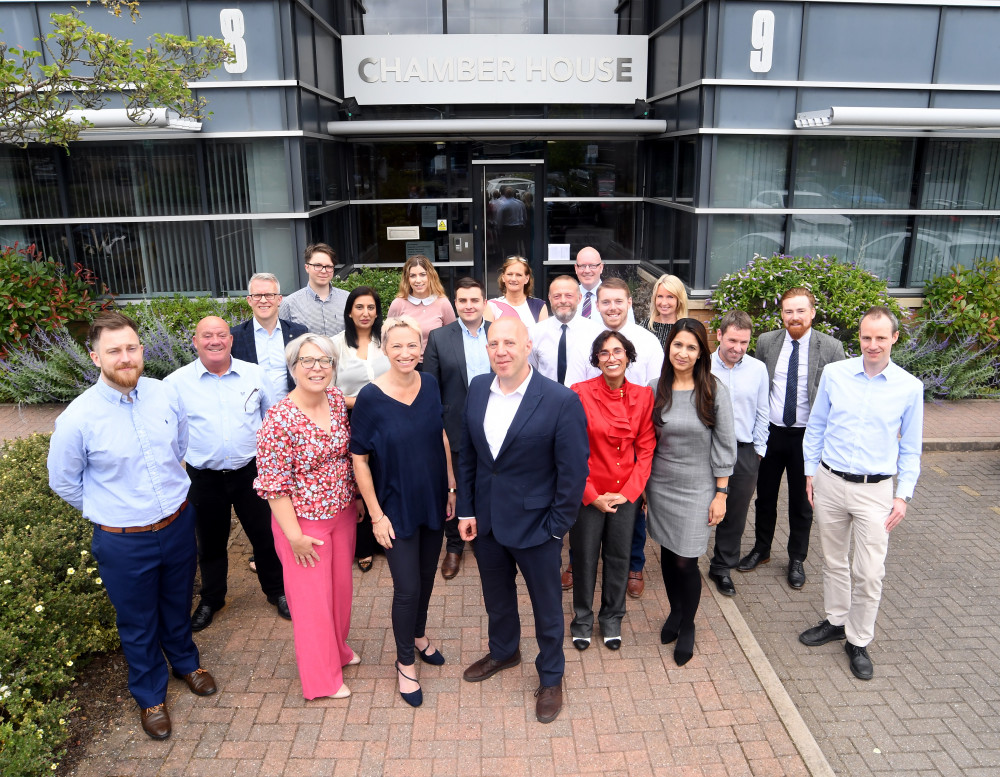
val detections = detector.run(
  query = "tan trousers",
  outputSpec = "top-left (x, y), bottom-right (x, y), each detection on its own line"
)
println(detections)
top-left (813, 465), bottom-right (892, 647)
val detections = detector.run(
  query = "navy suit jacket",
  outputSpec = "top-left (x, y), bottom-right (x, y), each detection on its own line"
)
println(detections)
top-left (457, 369), bottom-right (589, 549)
top-left (422, 319), bottom-right (492, 451)
top-left (230, 317), bottom-right (307, 394)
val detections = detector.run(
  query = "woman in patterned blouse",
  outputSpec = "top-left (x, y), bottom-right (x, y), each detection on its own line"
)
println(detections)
top-left (255, 333), bottom-right (360, 701)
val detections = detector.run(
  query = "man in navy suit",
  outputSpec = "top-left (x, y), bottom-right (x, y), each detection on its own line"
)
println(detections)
top-left (231, 273), bottom-right (307, 401)
top-left (457, 318), bottom-right (588, 724)
top-left (422, 277), bottom-right (492, 580)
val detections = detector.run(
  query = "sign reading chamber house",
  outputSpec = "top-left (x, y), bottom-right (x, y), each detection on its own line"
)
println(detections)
top-left (342, 35), bottom-right (647, 105)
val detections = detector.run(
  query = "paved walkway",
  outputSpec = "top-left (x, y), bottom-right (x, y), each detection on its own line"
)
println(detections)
top-left (3, 401), bottom-right (998, 776)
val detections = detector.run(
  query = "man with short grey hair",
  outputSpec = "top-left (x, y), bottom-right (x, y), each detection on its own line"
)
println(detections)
top-left (232, 272), bottom-right (307, 401)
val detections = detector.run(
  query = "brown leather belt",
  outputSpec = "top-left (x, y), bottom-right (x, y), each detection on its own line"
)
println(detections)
top-left (97, 500), bottom-right (189, 534)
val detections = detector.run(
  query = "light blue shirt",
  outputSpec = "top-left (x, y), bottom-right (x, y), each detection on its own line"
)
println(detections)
top-left (803, 357), bottom-right (923, 500)
top-left (163, 357), bottom-right (273, 470)
top-left (711, 349), bottom-right (770, 458)
top-left (278, 284), bottom-right (350, 336)
top-left (253, 317), bottom-right (290, 401)
top-left (461, 319), bottom-right (491, 384)
top-left (47, 376), bottom-right (191, 528)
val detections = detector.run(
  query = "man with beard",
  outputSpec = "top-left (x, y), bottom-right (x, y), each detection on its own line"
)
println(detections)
top-left (528, 275), bottom-right (603, 387)
top-left (739, 287), bottom-right (845, 590)
top-left (48, 311), bottom-right (216, 742)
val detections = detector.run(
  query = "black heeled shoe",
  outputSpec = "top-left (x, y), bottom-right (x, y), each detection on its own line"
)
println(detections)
top-left (396, 662), bottom-right (422, 707)
top-left (416, 640), bottom-right (445, 666)
top-left (356, 557), bottom-right (373, 573)
top-left (674, 624), bottom-right (695, 667)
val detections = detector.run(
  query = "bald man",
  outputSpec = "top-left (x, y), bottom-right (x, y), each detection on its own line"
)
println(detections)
top-left (164, 317), bottom-right (289, 631)
top-left (575, 246), bottom-right (634, 324)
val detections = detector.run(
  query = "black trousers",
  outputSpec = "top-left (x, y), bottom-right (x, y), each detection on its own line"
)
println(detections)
top-left (752, 425), bottom-right (813, 562)
top-left (443, 448), bottom-right (466, 555)
top-left (383, 524), bottom-right (444, 665)
top-left (187, 460), bottom-right (284, 610)
top-left (710, 443), bottom-right (761, 574)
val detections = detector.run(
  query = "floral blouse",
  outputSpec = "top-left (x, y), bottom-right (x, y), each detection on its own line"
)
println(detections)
top-left (254, 388), bottom-right (356, 520)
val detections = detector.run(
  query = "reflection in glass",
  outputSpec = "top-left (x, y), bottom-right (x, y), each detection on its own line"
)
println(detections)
top-left (357, 0), bottom-right (443, 34)
top-left (908, 216), bottom-right (1000, 284)
top-left (921, 139), bottom-right (1000, 210)
top-left (351, 142), bottom-right (472, 200)
top-left (447, 0), bottom-right (542, 33)
top-left (485, 172), bottom-right (534, 282)
top-left (793, 137), bottom-right (914, 209)
top-left (547, 0), bottom-right (618, 33)
top-left (677, 139), bottom-right (697, 204)
top-left (355, 203), bottom-right (474, 266)
top-left (545, 141), bottom-right (637, 197)
top-left (711, 137), bottom-right (790, 207)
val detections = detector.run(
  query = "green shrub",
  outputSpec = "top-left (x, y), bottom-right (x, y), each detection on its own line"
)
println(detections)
top-left (919, 257), bottom-right (1000, 347)
top-left (708, 253), bottom-right (905, 353)
top-left (332, 267), bottom-right (403, 308)
top-left (124, 295), bottom-right (251, 332)
top-left (0, 435), bottom-right (119, 776)
top-left (0, 244), bottom-right (114, 357)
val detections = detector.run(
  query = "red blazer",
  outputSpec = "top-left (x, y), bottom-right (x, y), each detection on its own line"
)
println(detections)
top-left (572, 376), bottom-right (655, 505)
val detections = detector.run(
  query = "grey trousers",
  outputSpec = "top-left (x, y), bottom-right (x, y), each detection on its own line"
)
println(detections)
top-left (710, 443), bottom-right (761, 574)
top-left (569, 499), bottom-right (638, 639)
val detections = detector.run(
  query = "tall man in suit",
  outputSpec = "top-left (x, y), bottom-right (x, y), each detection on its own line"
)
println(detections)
top-left (423, 277), bottom-right (493, 580)
top-left (457, 318), bottom-right (589, 724)
top-left (231, 272), bottom-right (307, 401)
top-left (739, 287), bottom-right (846, 589)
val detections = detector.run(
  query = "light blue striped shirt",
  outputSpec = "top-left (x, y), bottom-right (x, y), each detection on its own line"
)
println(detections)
top-left (278, 284), bottom-right (350, 336)
top-left (711, 349), bottom-right (770, 457)
top-left (163, 357), bottom-right (273, 470)
top-left (803, 357), bottom-right (923, 500)
top-left (48, 376), bottom-right (191, 528)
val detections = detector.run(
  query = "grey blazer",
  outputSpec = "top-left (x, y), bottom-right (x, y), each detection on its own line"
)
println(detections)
top-left (754, 328), bottom-right (845, 408)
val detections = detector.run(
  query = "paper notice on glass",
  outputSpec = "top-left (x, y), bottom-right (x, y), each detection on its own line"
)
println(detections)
top-left (548, 244), bottom-right (571, 262)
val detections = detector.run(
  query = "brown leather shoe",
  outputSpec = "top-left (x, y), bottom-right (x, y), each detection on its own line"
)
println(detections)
top-left (462, 650), bottom-right (522, 682)
top-left (441, 552), bottom-right (461, 580)
top-left (534, 683), bottom-right (563, 723)
top-left (627, 570), bottom-right (645, 598)
top-left (172, 667), bottom-right (217, 696)
top-left (140, 704), bottom-right (171, 740)
top-left (561, 564), bottom-right (573, 591)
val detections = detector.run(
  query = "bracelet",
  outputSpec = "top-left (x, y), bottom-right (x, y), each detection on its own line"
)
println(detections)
top-left (372, 514), bottom-right (386, 525)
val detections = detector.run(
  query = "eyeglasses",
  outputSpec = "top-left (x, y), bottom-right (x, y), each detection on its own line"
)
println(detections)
top-left (248, 293), bottom-right (278, 302)
top-left (305, 263), bottom-right (335, 272)
top-left (598, 348), bottom-right (626, 361)
top-left (296, 356), bottom-right (334, 369)
top-left (575, 262), bottom-right (602, 270)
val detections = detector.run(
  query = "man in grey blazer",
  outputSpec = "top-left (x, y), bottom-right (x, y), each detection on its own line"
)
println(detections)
top-left (422, 277), bottom-right (493, 580)
top-left (738, 287), bottom-right (845, 589)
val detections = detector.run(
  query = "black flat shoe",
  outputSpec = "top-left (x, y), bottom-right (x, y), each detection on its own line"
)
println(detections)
top-left (416, 641), bottom-right (445, 666)
top-left (660, 613), bottom-right (680, 645)
top-left (787, 560), bottom-right (806, 589)
top-left (357, 557), bottom-right (373, 573)
top-left (845, 641), bottom-right (874, 680)
top-left (603, 637), bottom-right (621, 651)
top-left (190, 603), bottom-right (216, 632)
top-left (708, 571), bottom-right (736, 597)
top-left (674, 625), bottom-right (695, 666)
top-left (572, 637), bottom-right (591, 651)
top-left (737, 549), bottom-right (770, 572)
top-left (396, 662), bottom-right (422, 707)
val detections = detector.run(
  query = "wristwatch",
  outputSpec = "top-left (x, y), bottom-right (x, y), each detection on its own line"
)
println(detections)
top-left (902, 495), bottom-right (912, 503)
top-left (715, 486), bottom-right (730, 494)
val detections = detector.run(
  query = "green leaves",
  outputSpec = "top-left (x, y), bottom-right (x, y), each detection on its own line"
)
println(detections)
top-left (921, 257), bottom-right (1000, 347)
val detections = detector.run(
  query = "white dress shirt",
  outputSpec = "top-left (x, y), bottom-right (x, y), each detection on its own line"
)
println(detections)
top-left (576, 281), bottom-right (636, 324)
top-left (483, 369), bottom-right (533, 460)
top-left (711, 349), bottom-right (770, 457)
top-left (618, 321), bottom-right (664, 386)
top-left (529, 315), bottom-right (602, 387)
top-left (769, 328), bottom-right (812, 427)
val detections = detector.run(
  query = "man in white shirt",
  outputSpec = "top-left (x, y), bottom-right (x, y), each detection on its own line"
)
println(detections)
top-left (529, 275), bottom-right (603, 387)
top-left (707, 311), bottom-right (770, 597)
top-left (575, 246), bottom-right (634, 324)
top-left (278, 243), bottom-right (350, 336)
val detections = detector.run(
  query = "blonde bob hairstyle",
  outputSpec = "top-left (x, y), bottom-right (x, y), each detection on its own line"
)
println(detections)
top-left (380, 315), bottom-right (424, 354)
top-left (496, 255), bottom-right (534, 297)
top-left (397, 254), bottom-right (448, 299)
top-left (284, 333), bottom-right (336, 385)
top-left (646, 274), bottom-right (689, 327)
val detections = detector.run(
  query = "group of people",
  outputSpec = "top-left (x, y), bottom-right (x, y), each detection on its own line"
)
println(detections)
top-left (46, 242), bottom-right (923, 739)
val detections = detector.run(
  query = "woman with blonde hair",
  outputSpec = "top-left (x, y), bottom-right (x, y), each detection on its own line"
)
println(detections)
top-left (644, 274), bottom-right (689, 349)
top-left (486, 255), bottom-right (549, 326)
top-left (386, 255), bottom-right (456, 358)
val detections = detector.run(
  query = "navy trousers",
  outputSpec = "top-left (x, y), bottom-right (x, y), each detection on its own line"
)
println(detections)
top-left (91, 503), bottom-right (201, 709)
top-left (473, 532), bottom-right (565, 686)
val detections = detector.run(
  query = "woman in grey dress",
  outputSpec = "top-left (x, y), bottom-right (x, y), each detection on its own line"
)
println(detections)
top-left (646, 318), bottom-right (736, 666)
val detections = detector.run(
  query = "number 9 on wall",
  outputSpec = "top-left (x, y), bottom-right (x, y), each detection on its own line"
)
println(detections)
top-left (749, 10), bottom-right (775, 74)
top-left (221, 9), bottom-right (249, 74)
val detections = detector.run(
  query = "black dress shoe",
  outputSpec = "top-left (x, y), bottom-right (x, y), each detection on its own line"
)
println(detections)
top-left (708, 571), bottom-right (736, 597)
top-left (845, 641), bottom-right (874, 680)
top-left (572, 638), bottom-right (590, 651)
top-left (737, 549), bottom-right (770, 572)
top-left (190, 603), bottom-right (215, 632)
top-left (603, 637), bottom-right (621, 651)
top-left (787, 560), bottom-right (806, 589)
top-left (799, 619), bottom-right (846, 646)
top-left (269, 595), bottom-right (291, 620)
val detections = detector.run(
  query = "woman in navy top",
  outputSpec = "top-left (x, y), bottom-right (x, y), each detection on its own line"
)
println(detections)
top-left (351, 316), bottom-right (457, 708)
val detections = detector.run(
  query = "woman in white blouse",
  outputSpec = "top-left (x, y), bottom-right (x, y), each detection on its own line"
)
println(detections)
top-left (486, 255), bottom-right (549, 326)
top-left (331, 286), bottom-right (390, 572)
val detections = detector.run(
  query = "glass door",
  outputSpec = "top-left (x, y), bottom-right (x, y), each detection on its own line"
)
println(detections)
top-left (477, 163), bottom-right (542, 298)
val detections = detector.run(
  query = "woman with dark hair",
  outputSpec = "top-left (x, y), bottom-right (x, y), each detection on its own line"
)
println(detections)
top-left (569, 330), bottom-right (655, 651)
top-left (386, 255), bottom-right (456, 358)
top-left (646, 318), bottom-right (736, 666)
top-left (331, 286), bottom-right (391, 572)
top-left (486, 255), bottom-right (548, 325)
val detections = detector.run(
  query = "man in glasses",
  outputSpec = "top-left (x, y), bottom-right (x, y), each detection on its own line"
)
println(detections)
top-left (278, 243), bottom-right (351, 336)
top-left (575, 246), bottom-right (633, 325)
top-left (164, 317), bottom-right (289, 632)
top-left (232, 272), bottom-right (306, 401)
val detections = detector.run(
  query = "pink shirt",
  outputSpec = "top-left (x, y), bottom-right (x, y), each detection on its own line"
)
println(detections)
top-left (386, 295), bottom-right (456, 356)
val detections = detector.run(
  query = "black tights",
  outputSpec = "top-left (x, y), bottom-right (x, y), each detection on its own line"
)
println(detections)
top-left (660, 547), bottom-right (701, 637)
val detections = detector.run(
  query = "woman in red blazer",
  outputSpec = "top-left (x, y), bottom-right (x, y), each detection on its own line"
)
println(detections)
top-left (569, 330), bottom-right (656, 651)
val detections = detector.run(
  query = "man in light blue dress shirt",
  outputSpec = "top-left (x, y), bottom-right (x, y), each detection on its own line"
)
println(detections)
top-left (48, 311), bottom-right (217, 741)
top-left (708, 311), bottom-right (770, 597)
top-left (278, 243), bottom-right (350, 336)
top-left (164, 317), bottom-right (288, 632)
top-left (798, 306), bottom-right (923, 681)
